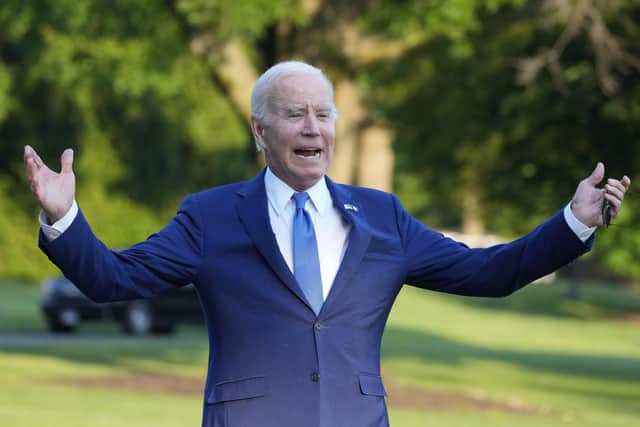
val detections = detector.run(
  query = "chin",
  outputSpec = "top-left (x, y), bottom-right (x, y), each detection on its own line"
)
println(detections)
top-left (304, 168), bottom-right (327, 181)
top-left (291, 170), bottom-right (325, 190)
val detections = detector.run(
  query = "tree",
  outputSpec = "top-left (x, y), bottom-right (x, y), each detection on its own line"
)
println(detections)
top-left (361, 0), bottom-right (640, 278)
top-left (0, 0), bottom-right (254, 279)
top-left (1, 0), bottom-right (638, 282)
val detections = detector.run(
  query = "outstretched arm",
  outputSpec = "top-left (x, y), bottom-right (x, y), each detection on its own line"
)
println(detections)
top-left (25, 146), bottom-right (202, 302)
top-left (400, 162), bottom-right (632, 297)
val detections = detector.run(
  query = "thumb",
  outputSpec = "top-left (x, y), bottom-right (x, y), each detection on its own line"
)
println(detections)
top-left (60, 148), bottom-right (74, 174)
top-left (586, 162), bottom-right (604, 186)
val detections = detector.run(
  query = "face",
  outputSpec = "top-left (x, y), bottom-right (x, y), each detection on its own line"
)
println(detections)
top-left (252, 72), bottom-right (336, 191)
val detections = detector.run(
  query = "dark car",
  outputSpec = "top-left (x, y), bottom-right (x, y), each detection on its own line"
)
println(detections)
top-left (40, 277), bottom-right (204, 334)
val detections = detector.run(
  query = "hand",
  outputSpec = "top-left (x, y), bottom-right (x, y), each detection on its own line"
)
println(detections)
top-left (24, 145), bottom-right (76, 224)
top-left (570, 162), bottom-right (631, 227)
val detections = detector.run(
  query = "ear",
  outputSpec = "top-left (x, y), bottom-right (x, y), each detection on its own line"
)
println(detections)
top-left (250, 116), bottom-right (267, 150)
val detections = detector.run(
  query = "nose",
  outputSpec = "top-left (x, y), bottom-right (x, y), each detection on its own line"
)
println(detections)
top-left (302, 114), bottom-right (320, 136)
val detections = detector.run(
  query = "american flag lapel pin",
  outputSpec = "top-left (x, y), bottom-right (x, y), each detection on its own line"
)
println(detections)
top-left (343, 203), bottom-right (359, 212)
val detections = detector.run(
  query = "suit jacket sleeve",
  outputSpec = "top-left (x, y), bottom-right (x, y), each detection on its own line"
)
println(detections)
top-left (38, 195), bottom-right (203, 302)
top-left (391, 194), bottom-right (594, 297)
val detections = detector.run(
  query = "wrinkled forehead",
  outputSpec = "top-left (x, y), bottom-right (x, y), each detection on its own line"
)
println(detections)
top-left (267, 73), bottom-right (334, 112)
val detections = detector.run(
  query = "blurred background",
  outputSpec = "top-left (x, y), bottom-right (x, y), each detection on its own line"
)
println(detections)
top-left (0, 1), bottom-right (639, 426)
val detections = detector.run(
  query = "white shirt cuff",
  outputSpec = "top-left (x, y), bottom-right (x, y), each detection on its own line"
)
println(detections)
top-left (563, 203), bottom-right (596, 243)
top-left (39, 200), bottom-right (79, 242)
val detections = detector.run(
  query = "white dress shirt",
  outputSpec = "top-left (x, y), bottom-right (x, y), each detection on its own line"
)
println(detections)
top-left (40, 200), bottom-right (78, 241)
top-left (264, 168), bottom-right (351, 300)
top-left (562, 203), bottom-right (597, 241)
top-left (40, 173), bottom-right (595, 299)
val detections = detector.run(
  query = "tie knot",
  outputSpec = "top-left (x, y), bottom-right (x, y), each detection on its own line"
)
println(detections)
top-left (293, 192), bottom-right (310, 210)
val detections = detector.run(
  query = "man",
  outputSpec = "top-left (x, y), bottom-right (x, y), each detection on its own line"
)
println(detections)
top-left (25, 61), bottom-right (630, 427)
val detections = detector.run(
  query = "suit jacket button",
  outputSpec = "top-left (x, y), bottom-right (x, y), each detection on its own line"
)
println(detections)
top-left (314, 322), bottom-right (323, 331)
top-left (311, 372), bottom-right (320, 382)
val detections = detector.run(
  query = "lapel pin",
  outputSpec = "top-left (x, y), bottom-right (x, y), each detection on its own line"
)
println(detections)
top-left (343, 203), bottom-right (359, 212)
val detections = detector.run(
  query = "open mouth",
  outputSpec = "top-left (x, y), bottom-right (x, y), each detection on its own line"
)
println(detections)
top-left (294, 149), bottom-right (322, 158)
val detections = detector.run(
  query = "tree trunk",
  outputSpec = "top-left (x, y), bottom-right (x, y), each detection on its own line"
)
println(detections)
top-left (461, 178), bottom-right (486, 235)
top-left (329, 78), bottom-right (363, 184)
top-left (356, 125), bottom-right (394, 191)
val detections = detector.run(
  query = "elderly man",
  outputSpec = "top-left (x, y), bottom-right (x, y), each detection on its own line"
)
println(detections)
top-left (25, 61), bottom-right (630, 427)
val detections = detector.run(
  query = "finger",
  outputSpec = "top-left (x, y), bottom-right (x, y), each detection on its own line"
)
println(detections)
top-left (621, 175), bottom-right (631, 190)
top-left (605, 193), bottom-right (622, 218)
top-left (27, 146), bottom-right (45, 169)
top-left (25, 153), bottom-right (43, 181)
top-left (28, 170), bottom-right (41, 198)
top-left (29, 178), bottom-right (39, 194)
top-left (605, 181), bottom-right (625, 200)
top-left (25, 157), bottom-right (38, 180)
top-left (24, 145), bottom-right (32, 164)
top-left (586, 162), bottom-right (605, 186)
top-left (24, 145), bottom-right (39, 170)
top-left (605, 178), bottom-right (631, 198)
top-left (60, 148), bottom-right (74, 174)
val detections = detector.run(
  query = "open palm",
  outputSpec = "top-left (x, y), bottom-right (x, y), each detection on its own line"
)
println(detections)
top-left (24, 145), bottom-right (76, 223)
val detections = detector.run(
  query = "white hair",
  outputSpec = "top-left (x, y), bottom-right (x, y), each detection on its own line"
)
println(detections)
top-left (251, 61), bottom-right (337, 151)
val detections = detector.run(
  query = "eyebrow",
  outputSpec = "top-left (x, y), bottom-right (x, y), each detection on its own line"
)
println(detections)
top-left (282, 105), bottom-right (332, 113)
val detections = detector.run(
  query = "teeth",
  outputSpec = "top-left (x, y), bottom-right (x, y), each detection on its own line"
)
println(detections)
top-left (295, 149), bottom-right (321, 158)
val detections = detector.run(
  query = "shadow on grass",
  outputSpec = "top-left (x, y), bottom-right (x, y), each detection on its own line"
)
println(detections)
top-left (382, 324), bottom-right (640, 414)
top-left (0, 333), bottom-right (209, 373)
top-left (3, 325), bottom-right (638, 417)
top-left (383, 325), bottom-right (640, 382)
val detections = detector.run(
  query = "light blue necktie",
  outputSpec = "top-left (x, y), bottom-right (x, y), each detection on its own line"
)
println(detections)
top-left (292, 192), bottom-right (323, 315)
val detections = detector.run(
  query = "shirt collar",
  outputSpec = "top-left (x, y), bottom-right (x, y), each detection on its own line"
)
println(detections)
top-left (265, 168), bottom-right (332, 217)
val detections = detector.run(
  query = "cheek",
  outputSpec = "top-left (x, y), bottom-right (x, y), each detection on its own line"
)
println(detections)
top-left (264, 142), bottom-right (288, 166)
top-left (321, 125), bottom-right (335, 141)
top-left (324, 132), bottom-right (336, 151)
top-left (277, 129), bottom-right (299, 149)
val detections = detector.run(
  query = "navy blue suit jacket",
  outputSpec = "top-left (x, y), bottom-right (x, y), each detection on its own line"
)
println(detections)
top-left (40, 169), bottom-right (592, 427)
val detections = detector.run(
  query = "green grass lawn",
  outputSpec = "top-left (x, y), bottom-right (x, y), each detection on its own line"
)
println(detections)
top-left (1, 279), bottom-right (639, 426)
top-left (383, 283), bottom-right (640, 426)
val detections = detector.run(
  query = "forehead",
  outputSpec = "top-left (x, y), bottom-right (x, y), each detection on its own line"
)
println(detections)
top-left (268, 73), bottom-right (333, 109)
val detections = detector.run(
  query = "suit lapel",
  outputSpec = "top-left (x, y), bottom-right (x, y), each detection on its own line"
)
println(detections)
top-left (236, 170), bottom-right (313, 311)
top-left (323, 178), bottom-right (372, 311)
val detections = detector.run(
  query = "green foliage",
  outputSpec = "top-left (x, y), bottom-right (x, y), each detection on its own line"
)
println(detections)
top-left (0, 0), bottom-right (258, 280)
top-left (1, 0), bottom-right (639, 282)
top-left (360, 2), bottom-right (640, 281)
top-left (598, 196), bottom-right (640, 279)
top-left (177, 0), bottom-right (305, 39)
top-left (0, 183), bottom-right (59, 280)
top-left (359, 0), bottom-right (524, 37)
top-left (0, 64), bottom-right (12, 122)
